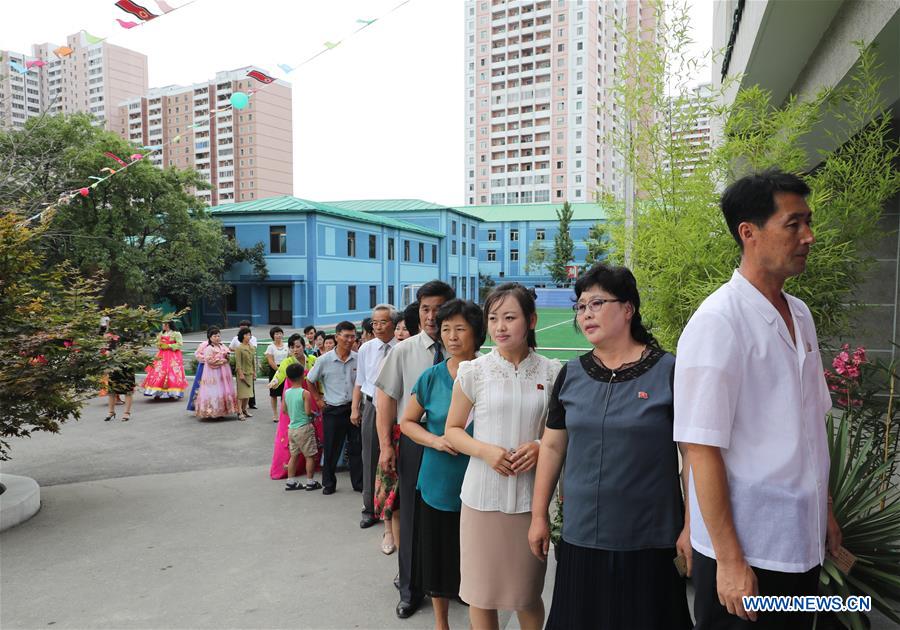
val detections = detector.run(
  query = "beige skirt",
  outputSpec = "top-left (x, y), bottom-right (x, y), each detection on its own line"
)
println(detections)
top-left (459, 504), bottom-right (547, 611)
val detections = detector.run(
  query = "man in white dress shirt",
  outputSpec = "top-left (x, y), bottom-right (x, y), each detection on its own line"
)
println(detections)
top-left (674, 170), bottom-right (842, 628)
top-left (351, 304), bottom-right (397, 529)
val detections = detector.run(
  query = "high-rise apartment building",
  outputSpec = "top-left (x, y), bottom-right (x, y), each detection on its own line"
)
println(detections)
top-left (1, 32), bottom-right (147, 131)
top-left (118, 67), bottom-right (293, 206)
top-left (666, 82), bottom-right (712, 176)
top-left (463, 0), bottom-right (654, 206)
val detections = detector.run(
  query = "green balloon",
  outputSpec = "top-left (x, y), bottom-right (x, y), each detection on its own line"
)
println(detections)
top-left (230, 92), bottom-right (249, 110)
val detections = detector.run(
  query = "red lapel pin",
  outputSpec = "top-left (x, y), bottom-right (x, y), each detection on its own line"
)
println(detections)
top-left (638, 391), bottom-right (649, 399)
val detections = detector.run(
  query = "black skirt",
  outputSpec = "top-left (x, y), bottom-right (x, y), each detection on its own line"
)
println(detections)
top-left (269, 380), bottom-right (284, 398)
top-left (108, 368), bottom-right (135, 395)
top-left (546, 540), bottom-right (692, 630)
top-left (414, 493), bottom-right (462, 599)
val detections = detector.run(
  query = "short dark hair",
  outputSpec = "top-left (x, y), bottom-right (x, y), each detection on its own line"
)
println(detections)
top-left (334, 321), bottom-right (356, 335)
top-left (324, 334), bottom-right (336, 344)
top-left (437, 299), bottom-right (486, 350)
top-left (269, 326), bottom-right (284, 339)
top-left (416, 280), bottom-right (455, 302)
top-left (285, 362), bottom-right (304, 382)
top-left (237, 327), bottom-right (252, 342)
top-left (238, 319), bottom-right (252, 328)
top-left (392, 309), bottom-right (406, 326)
top-left (163, 320), bottom-right (176, 330)
top-left (287, 333), bottom-right (304, 348)
top-left (574, 263), bottom-right (659, 348)
top-left (304, 325), bottom-right (317, 335)
top-left (315, 331), bottom-right (325, 341)
top-left (403, 302), bottom-right (420, 336)
top-left (361, 317), bottom-right (373, 334)
top-left (721, 168), bottom-right (811, 249)
top-left (483, 283), bottom-right (538, 348)
top-left (206, 326), bottom-right (221, 341)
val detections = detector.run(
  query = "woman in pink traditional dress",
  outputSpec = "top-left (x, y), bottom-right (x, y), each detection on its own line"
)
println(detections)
top-left (268, 334), bottom-right (323, 479)
top-left (193, 326), bottom-right (239, 419)
top-left (143, 321), bottom-right (188, 399)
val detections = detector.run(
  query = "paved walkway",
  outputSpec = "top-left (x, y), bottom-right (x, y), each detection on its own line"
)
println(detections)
top-left (0, 383), bottom-right (552, 629)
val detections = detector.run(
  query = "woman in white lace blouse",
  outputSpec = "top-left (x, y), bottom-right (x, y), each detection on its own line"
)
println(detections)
top-left (445, 283), bottom-right (561, 630)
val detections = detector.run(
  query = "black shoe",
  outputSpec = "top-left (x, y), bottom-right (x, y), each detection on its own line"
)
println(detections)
top-left (359, 515), bottom-right (379, 529)
top-left (284, 481), bottom-right (303, 491)
top-left (396, 600), bottom-right (420, 619)
top-left (248, 405), bottom-right (258, 409)
top-left (305, 481), bottom-right (322, 491)
top-left (322, 486), bottom-right (335, 495)
top-left (393, 574), bottom-right (400, 590)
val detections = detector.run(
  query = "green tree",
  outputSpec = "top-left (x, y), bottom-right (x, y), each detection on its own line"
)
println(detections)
top-left (583, 222), bottom-right (610, 267)
top-left (0, 114), bottom-right (267, 311)
top-left (548, 201), bottom-right (575, 285)
top-left (0, 213), bottom-right (168, 460)
top-left (478, 272), bottom-right (496, 302)
top-left (524, 242), bottom-right (549, 275)
top-left (603, 1), bottom-right (899, 351)
top-left (602, 2), bottom-right (900, 625)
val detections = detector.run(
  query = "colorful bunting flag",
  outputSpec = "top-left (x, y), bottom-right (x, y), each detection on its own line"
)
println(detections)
top-left (8, 61), bottom-right (28, 74)
top-left (246, 69), bottom-right (275, 84)
top-left (129, 154), bottom-right (144, 161)
top-left (356, 19), bottom-right (376, 26)
top-left (104, 152), bottom-right (128, 167)
top-left (154, 0), bottom-right (176, 12)
top-left (277, 64), bottom-right (294, 74)
top-left (26, 60), bottom-right (47, 69)
top-left (84, 31), bottom-right (106, 44)
top-left (100, 167), bottom-right (116, 174)
top-left (117, 18), bottom-right (140, 29)
top-left (53, 46), bottom-right (74, 58)
top-left (115, 0), bottom-right (159, 21)
top-left (324, 41), bottom-right (341, 49)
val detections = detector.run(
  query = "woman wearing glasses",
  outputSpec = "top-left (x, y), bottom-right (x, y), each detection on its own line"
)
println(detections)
top-left (528, 263), bottom-right (692, 630)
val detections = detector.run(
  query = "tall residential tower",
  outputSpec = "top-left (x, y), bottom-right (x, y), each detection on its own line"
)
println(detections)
top-left (463, 0), bottom-right (654, 206)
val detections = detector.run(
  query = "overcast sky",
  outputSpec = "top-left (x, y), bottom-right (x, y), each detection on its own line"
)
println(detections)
top-left (1, 0), bottom-right (713, 206)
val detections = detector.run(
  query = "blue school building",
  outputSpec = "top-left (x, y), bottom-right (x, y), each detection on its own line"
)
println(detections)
top-left (201, 197), bottom-right (606, 328)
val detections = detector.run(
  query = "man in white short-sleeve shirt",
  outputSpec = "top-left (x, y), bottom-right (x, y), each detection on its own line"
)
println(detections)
top-left (351, 304), bottom-right (397, 529)
top-left (674, 170), bottom-right (841, 629)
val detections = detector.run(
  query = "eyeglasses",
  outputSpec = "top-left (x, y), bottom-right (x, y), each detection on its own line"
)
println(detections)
top-left (572, 298), bottom-right (624, 314)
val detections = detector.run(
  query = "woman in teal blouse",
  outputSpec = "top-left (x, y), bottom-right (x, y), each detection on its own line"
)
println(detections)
top-left (399, 299), bottom-right (484, 630)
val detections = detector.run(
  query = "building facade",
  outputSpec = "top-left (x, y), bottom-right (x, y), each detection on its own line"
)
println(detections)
top-left (462, 201), bottom-right (606, 287)
top-left (666, 82), bottom-right (712, 176)
top-left (118, 67), bottom-right (292, 206)
top-left (713, 0), bottom-right (900, 364)
top-left (325, 200), bottom-right (482, 302)
top-left (1, 32), bottom-right (148, 132)
top-left (463, 0), bottom-right (654, 206)
top-left (204, 197), bottom-right (461, 328)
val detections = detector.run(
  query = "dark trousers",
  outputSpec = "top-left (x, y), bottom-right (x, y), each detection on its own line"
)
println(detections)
top-left (397, 434), bottom-right (424, 604)
top-left (692, 549), bottom-right (820, 630)
top-left (322, 404), bottom-right (363, 492)
top-left (360, 397), bottom-right (380, 516)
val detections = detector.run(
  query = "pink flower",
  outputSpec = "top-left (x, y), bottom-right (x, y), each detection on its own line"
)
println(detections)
top-left (29, 355), bottom-right (48, 366)
top-left (846, 366), bottom-right (860, 379)
top-left (63, 340), bottom-right (73, 348)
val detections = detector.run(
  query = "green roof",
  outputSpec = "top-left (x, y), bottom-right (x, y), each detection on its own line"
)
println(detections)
top-left (325, 199), bottom-right (484, 222)
top-left (455, 202), bottom-right (606, 223)
top-left (208, 196), bottom-right (444, 238)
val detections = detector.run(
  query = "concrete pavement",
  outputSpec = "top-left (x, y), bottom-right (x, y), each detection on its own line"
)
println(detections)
top-left (0, 384), bottom-right (553, 629)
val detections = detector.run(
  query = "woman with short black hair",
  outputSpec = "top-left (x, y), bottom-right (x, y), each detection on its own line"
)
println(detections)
top-left (192, 326), bottom-right (239, 420)
top-left (265, 326), bottom-right (289, 422)
top-left (399, 299), bottom-right (485, 629)
top-left (528, 263), bottom-right (692, 629)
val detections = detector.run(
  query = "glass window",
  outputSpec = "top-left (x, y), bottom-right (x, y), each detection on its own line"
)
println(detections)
top-left (487, 229), bottom-right (497, 241)
top-left (368, 234), bottom-right (377, 259)
top-left (510, 229), bottom-right (519, 241)
top-left (388, 237), bottom-right (395, 261)
top-left (403, 240), bottom-right (410, 261)
top-left (487, 250), bottom-right (497, 261)
top-left (369, 285), bottom-right (377, 308)
top-left (536, 229), bottom-right (546, 240)
top-left (432, 244), bottom-right (437, 263)
top-left (269, 226), bottom-right (286, 254)
top-left (418, 242), bottom-right (425, 262)
top-left (347, 231), bottom-right (356, 257)
top-left (452, 240), bottom-right (458, 255)
top-left (348, 286), bottom-right (356, 310)
top-left (511, 249), bottom-right (519, 261)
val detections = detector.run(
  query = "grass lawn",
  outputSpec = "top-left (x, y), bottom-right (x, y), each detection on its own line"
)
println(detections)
top-left (484, 307), bottom-right (588, 362)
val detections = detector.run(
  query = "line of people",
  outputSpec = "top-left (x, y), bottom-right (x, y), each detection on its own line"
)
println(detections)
top-left (277, 170), bottom-right (840, 630)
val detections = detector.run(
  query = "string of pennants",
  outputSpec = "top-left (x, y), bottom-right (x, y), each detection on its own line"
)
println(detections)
top-left (17, 0), bottom-right (412, 224)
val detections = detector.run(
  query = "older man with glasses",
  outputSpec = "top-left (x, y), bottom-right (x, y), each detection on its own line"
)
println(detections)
top-left (351, 304), bottom-right (398, 529)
